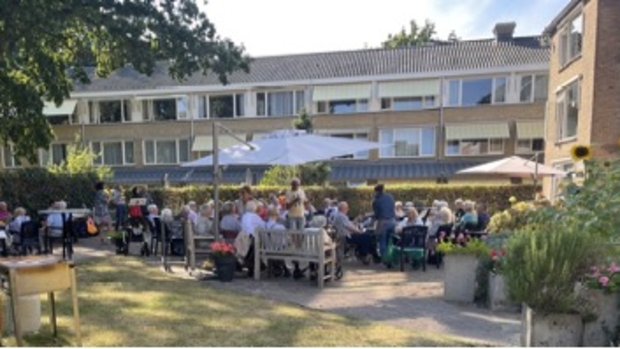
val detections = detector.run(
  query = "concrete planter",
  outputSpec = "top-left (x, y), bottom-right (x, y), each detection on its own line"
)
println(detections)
top-left (488, 273), bottom-right (519, 312)
top-left (582, 289), bottom-right (619, 347)
top-left (6, 295), bottom-right (41, 335)
top-left (520, 304), bottom-right (583, 347)
top-left (444, 254), bottom-right (478, 303)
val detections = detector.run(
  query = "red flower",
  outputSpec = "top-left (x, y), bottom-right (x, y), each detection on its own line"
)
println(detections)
top-left (501, 248), bottom-right (507, 256)
top-left (490, 250), bottom-right (498, 258)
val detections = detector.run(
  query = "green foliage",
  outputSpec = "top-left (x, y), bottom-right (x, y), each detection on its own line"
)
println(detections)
top-left (382, 19), bottom-right (437, 48)
top-left (292, 109), bottom-right (313, 133)
top-left (0, 0), bottom-right (249, 161)
top-left (503, 227), bottom-right (604, 314)
top-left (48, 135), bottom-right (112, 180)
top-left (486, 201), bottom-right (536, 234)
top-left (149, 184), bottom-right (537, 217)
top-left (259, 166), bottom-right (298, 186)
top-left (0, 169), bottom-right (97, 217)
top-left (299, 162), bottom-right (331, 186)
top-left (436, 239), bottom-right (489, 256)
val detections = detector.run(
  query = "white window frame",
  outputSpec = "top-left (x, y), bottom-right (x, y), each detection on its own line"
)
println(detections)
top-left (555, 79), bottom-right (580, 142)
top-left (380, 96), bottom-right (437, 111)
top-left (519, 74), bottom-right (549, 103)
top-left (89, 99), bottom-right (132, 124)
top-left (2, 144), bottom-right (21, 169)
top-left (204, 93), bottom-right (244, 119)
top-left (315, 99), bottom-right (369, 114)
top-left (142, 97), bottom-right (189, 121)
top-left (326, 132), bottom-right (370, 159)
top-left (550, 158), bottom-right (575, 201)
top-left (447, 76), bottom-right (508, 107)
top-left (39, 143), bottom-right (68, 167)
top-left (90, 141), bottom-right (135, 166)
top-left (558, 13), bottom-right (583, 68)
top-left (379, 127), bottom-right (436, 159)
top-left (515, 138), bottom-right (545, 154)
top-left (256, 90), bottom-right (305, 117)
top-left (142, 139), bottom-right (190, 165)
top-left (445, 138), bottom-right (505, 157)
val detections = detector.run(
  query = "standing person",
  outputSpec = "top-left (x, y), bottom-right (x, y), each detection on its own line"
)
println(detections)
top-left (93, 181), bottom-right (112, 242)
top-left (236, 185), bottom-right (253, 216)
top-left (285, 178), bottom-right (307, 230)
top-left (372, 184), bottom-right (395, 258)
top-left (112, 184), bottom-right (127, 232)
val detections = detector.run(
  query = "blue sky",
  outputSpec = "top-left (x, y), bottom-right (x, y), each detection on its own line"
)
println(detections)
top-left (203, 0), bottom-right (569, 56)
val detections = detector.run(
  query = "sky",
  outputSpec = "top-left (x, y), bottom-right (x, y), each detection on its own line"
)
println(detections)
top-left (201, 0), bottom-right (569, 57)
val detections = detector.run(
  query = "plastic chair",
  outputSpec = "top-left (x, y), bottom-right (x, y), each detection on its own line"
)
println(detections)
top-left (392, 226), bottom-right (429, 272)
top-left (17, 221), bottom-right (41, 255)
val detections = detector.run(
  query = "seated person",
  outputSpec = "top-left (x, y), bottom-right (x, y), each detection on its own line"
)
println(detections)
top-left (332, 202), bottom-right (380, 263)
top-left (306, 215), bottom-right (333, 245)
top-left (9, 207), bottom-right (31, 235)
top-left (454, 201), bottom-right (478, 232)
top-left (264, 207), bottom-right (286, 230)
top-left (396, 206), bottom-right (423, 232)
top-left (220, 202), bottom-right (242, 233)
top-left (146, 204), bottom-right (159, 225)
top-left (46, 201), bottom-right (68, 238)
top-left (0, 201), bottom-right (11, 226)
top-left (240, 201), bottom-right (264, 236)
top-left (195, 204), bottom-right (214, 236)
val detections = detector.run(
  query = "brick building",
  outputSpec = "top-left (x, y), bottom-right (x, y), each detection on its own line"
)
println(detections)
top-left (4, 24), bottom-right (550, 185)
top-left (542, 0), bottom-right (620, 198)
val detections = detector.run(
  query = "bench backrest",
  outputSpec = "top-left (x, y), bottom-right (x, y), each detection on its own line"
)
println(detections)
top-left (256, 229), bottom-right (325, 258)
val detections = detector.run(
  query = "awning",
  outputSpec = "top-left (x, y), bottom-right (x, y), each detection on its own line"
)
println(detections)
top-left (43, 100), bottom-right (78, 116)
top-left (192, 134), bottom-right (246, 152)
top-left (445, 123), bottom-right (510, 140)
top-left (516, 121), bottom-right (544, 139)
top-left (378, 80), bottom-right (441, 98)
top-left (312, 83), bottom-right (372, 101)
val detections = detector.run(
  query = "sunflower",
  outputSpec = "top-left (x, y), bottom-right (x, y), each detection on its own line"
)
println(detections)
top-left (570, 144), bottom-right (592, 162)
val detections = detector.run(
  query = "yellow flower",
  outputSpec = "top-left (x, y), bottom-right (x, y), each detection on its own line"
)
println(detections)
top-left (570, 144), bottom-right (592, 162)
top-left (509, 196), bottom-right (517, 204)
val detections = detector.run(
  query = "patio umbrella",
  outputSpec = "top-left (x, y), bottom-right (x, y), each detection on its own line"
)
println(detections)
top-left (457, 156), bottom-right (567, 178)
top-left (182, 129), bottom-right (387, 167)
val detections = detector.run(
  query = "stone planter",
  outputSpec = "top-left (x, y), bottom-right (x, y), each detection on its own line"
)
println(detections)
top-left (444, 254), bottom-right (478, 303)
top-left (520, 304), bottom-right (583, 347)
top-left (6, 295), bottom-right (41, 334)
top-left (582, 289), bottom-right (619, 347)
top-left (488, 273), bottom-right (519, 312)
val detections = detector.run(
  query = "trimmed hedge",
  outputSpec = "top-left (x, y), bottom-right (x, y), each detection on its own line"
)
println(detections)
top-left (0, 169), bottom-right (97, 217)
top-left (149, 184), bottom-right (538, 215)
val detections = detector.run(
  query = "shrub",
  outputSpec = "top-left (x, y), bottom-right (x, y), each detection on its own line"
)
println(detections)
top-left (486, 201), bottom-right (537, 234)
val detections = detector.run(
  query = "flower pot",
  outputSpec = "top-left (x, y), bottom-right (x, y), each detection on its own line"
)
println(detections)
top-left (444, 254), bottom-right (478, 303)
top-left (521, 304), bottom-right (583, 347)
top-left (488, 273), bottom-right (519, 312)
top-left (214, 254), bottom-right (237, 282)
top-left (582, 289), bottom-right (619, 347)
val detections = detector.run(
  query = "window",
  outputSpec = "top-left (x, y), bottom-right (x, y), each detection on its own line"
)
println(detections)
top-left (448, 77), bottom-right (508, 106)
top-left (256, 91), bottom-right (305, 117)
top-left (153, 99), bottom-right (177, 121)
top-left (379, 128), bottom-right (435, 158)
top-left (380, 96), bottom-right (436, 111)
top-left (91, 141), bottom-right (134, 166)
top-left (316, 99), bottom-right (368, 114)
top-left (2, 145), bottom-right (21, 168)
top-left (446, 139), bottom-right (504, 156)
top-left (559, 14), bottom-right (583, 67)
top-left (206, 94), bottom-right (245, 119)
top-left (39, 144), bottom-right (67, 166)
top-left (520, 74), bottom-right (549, 103)
top-left (556, 80), bottom-right (580, 141)
top-left (326, 133), bottom-right (369, 159)
top-left (516, 138), bottom-right (545, 154)
top-left (143, 139), bottom-right (190, 165)
top-left (89, 100), bottom-right (130, 123)
top-left (551, 161), bottom-right (575, 200)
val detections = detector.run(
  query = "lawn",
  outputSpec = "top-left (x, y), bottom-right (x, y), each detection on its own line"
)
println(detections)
top-left (12, 257), bottom-right (475, 347)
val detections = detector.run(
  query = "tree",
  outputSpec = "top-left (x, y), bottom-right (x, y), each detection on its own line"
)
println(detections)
top-left (292, 109), bottom-right (313, 133)
top-left (382, 19), bottom-right (437, 48)
top-left (1, 0), bottom-right (250, 162)
top-left (447, 30), bottom-right (461, 42)
top-left (48, 135), bottom-right (112, 180)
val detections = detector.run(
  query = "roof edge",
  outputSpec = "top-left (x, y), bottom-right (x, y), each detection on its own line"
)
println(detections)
top-left (543, 0), bottom-right (583, 36)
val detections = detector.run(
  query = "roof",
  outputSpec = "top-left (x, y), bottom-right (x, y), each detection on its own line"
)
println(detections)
top-left (543, 0), bottom-right (582, 36)
top-left (111, 160), bottom-right (487, 185)
top-left (74, 36), bottom-right (549, 93)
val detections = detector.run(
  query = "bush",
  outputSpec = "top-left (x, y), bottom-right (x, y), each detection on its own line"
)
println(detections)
top-left (0, 168), bottom-right (97, 217)
top-left (149, 184), bottom-right (536, 215)
top-left (486, 201), bottom-right (536, 234)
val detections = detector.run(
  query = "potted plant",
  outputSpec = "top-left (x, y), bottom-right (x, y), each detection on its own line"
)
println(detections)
top-left (108, 231), bottom-right (126, 254)
top-left (479, 247), bottom-right (519, 312)
top-left (437, 239), bottom-right (489, 303)
top-left (503, 226), bottom-right (603, 347)
top-left (210, 241), bottom-right (237, 282)
top-left (578, 262), bottom-right (620, 346)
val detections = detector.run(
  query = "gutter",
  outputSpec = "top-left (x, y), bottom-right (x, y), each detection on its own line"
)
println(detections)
top-left (542, 0), bottom-right (583, 36)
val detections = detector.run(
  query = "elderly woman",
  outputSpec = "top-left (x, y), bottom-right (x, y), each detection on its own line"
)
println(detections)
top-left (9, 207), bottom-right (30, 234)
top-left (264, 207), bottom-right (286, 230)
top-left (0, 202), bottom-right (11, 225)
top-left (241, 200), bottom-right (265, 236)
top-left (396, 206), bottom-right (424, 232)
top-left (455, 201), bottom-right (478, 231)
top-left (394, 201), bottom-right (405, 220)
top-left (146, 204), bottom-right (159, 225)
top-left (195, 204), bottom-right (213, 236)
top-left (220, 202), bottom-right (241, 233)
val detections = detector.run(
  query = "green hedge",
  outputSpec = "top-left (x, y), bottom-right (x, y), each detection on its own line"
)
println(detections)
top-left (0, 169), bottom-right (97, 217)
top-left (150, 184), bottom-right (537, 215)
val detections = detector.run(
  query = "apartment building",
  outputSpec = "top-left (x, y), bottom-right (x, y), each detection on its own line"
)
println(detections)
top-left (3, 23), bottom-right (550, 185)
top-left (543, 0), bottom-right (620, 198)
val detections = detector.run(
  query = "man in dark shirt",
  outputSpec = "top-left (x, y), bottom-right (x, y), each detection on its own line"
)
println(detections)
top-left (372, 184), bottom-right (396, 257)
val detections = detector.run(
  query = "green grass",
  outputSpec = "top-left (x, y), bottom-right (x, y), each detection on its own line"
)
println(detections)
top-left (11, 257), bottom-right (477, 347)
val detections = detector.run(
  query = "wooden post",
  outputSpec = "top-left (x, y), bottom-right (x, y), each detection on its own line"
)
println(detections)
top-left (212, 122), bottom-right (220, 242)
top-left (48, 293), bottom-right (57, 337)
top-left (69, 266), bottom-right (81, 346)
top-left (254, 233), bottom-right (260, 281)
top-left (9, 271), bottom-right (22, 347)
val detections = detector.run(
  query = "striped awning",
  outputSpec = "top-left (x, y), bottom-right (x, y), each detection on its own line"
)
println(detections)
top-left (312, 83), bottom-right (372, 101)
top-left (516, 121), bottom-right (544, 139)
top-left (378, 80), bottom-right (441, 98)
top-left (43, 100), bottom-right (78, 116)
top-left (445, 123), bottom-right (510, 140)
top-left (192, 134), bottom-right (246, 152)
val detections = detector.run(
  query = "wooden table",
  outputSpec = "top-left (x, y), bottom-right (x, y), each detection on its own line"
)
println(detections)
top-left (0, 256), bottom-right (81, 346)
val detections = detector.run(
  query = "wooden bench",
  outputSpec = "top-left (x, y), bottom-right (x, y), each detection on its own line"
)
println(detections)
top-left (183, 220), bottom-right (215, 272)
top-left (254, 229), bottom-right (336, 288)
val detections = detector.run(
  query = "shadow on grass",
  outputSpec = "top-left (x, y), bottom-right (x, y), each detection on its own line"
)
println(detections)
top-left (15, 256), bottom-right (477, 347)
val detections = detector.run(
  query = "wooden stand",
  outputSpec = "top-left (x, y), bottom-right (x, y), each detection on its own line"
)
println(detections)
top-left (0, 256), bottom-right (81, 347)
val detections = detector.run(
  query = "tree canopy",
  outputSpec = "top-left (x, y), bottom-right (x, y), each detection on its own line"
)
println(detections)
top-left (382, 19), bottom-right (437, 48)
top-left (1, 0), bottom-right (250, 162)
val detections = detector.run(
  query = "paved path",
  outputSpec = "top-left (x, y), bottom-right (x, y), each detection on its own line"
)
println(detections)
top-left (68, 238), bottom-right (522, 346)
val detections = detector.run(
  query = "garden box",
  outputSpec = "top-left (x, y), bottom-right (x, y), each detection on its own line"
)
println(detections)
top-left (520, 304), bottom-right (583, 347)
top-left (488, 273), bottom-right (519, 312)
top-left (444, 254), bottom-right (478, 303)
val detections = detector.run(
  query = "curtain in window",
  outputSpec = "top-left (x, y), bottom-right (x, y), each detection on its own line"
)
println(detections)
top-left (156, 141), bottom-right (177, 164)
top-left (103, 143), bottom-right (123, 165)
top-left (268, 92), bottom-right (294, 117)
